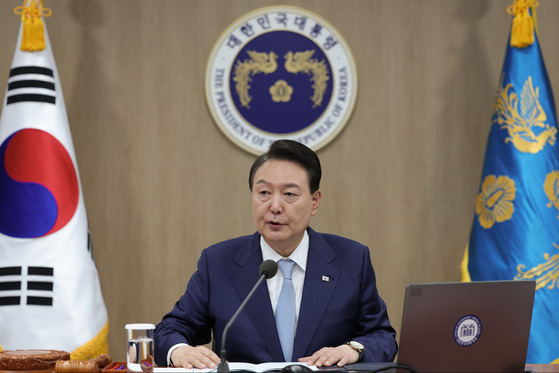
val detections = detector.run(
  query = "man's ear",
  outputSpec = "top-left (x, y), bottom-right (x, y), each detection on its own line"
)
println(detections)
top-left (311, 190), bottom-right (321, 216)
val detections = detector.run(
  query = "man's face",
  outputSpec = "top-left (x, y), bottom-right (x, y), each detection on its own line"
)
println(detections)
top-left (251, 159), bottom-right (321, 257)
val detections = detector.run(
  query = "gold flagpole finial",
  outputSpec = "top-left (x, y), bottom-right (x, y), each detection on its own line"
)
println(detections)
top-left (507, 0), bottom-right (539, 48)
top-left (14, 0), bottom-right (52, 52)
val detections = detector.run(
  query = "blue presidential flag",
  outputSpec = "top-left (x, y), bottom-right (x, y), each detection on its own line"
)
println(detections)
top-left (0, 1), bottom-right (108, 358)
top-left (462, 0), bottom-right (559, 364)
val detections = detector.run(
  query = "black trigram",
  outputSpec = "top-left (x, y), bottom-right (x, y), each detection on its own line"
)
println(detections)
top-left (0, 266), bottom-right (54, 306)
top-left (6, 66), bottom-right (56, 105)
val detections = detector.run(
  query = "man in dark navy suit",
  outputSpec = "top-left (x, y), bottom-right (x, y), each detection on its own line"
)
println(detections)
top-left (154, 140), bottom-right (397, 369)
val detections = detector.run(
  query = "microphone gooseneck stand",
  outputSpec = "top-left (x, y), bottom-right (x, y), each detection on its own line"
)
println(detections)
top-left (217, 260), bottom-right (278, 373)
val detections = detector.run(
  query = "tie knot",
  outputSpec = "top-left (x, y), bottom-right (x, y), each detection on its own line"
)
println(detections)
top-left (278, 259), bottom-right (295, 279)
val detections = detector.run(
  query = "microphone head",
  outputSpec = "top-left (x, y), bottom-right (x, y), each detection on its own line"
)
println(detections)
top-left (259, 259), bottom-right (278, 279)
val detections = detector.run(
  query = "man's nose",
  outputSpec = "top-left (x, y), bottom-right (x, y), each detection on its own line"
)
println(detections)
top-left (270, 194), bottom-right (283, 214)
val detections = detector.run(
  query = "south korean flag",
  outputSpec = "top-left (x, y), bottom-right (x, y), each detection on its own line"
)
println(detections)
top-left (0, 3), bottom-right (108, 359)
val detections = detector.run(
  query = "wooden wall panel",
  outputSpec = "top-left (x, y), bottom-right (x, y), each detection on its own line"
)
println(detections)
top-left (1, 0), bottom-right (558, 361)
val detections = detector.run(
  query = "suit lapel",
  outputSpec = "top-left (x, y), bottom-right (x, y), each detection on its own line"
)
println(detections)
top-left (293, 229), bottom-right (339, 359)
top-left (231, 233), bottom-right (284, 361)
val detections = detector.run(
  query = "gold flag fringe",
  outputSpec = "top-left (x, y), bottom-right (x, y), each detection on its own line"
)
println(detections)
top-left (507, 0), bottom-right (539, 48)
top-left (14, 0), bottom-right (52, 52)
top-left (70, 322), bottom-right (109, 360)
top-left (460, 244), bottom-right (472, 282)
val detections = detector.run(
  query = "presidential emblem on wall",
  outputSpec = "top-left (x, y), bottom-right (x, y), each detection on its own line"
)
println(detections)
top-left (205, 6), bottom-right (358, 155)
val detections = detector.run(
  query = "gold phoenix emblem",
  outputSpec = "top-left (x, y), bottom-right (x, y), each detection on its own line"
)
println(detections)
top-left (516, 243), bottom-right (559, 290)
top-left (544, 171), bottom-right (559, 218)
top-left (284, 50), bottom-right (329, 108)
top-left (232, 49), bottom-right (329, 109)
top-left (476, 175), bottom-right (516, 229)
top-left (233, 51), bottom-right (278, 108)
top-left (493, 75), bottom-right (557, 154)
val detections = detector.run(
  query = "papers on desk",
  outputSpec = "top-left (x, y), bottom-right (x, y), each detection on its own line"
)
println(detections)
top-left (152, 362), bottom-right (319, 372)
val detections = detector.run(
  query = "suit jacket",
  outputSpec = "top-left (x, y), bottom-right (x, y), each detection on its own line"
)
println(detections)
top-left (154, 227), bottom-right (397, 366)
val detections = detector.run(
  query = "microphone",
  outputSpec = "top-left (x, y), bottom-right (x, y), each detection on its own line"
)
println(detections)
top-left (218, 260), bottom-right (278, 373)
top-left (259, 259), bottom-right (279, 279)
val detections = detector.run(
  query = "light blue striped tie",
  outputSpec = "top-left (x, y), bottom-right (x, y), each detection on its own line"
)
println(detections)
top-left (276, 259), bottom-right (296, 362)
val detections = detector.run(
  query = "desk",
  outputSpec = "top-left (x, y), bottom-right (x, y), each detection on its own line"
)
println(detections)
top-left (1, 363), bottom-right (558, 372)
top-left (526, 364), bottom-right (559, 372)
top-left (104, 363), bottom-right (559, 372)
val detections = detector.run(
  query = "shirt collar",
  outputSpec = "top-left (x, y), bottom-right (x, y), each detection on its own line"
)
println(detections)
top-left (260, 230), bottom-right (309, 271)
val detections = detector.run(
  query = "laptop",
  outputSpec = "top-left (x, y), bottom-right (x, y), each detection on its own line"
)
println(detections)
top-left (395, 280), bottom-right (536, 373)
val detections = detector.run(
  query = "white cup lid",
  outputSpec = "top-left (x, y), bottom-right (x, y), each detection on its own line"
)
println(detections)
top-left (125, 323), bottom-right (155, 330)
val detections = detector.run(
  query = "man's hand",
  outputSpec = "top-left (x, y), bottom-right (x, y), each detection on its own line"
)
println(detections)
top-left (298, 344), bottom-right (359, 367)
top-left (170, 345), bottom-right (221, 369)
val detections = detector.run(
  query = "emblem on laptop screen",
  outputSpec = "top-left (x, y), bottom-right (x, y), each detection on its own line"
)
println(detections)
top-left (205, 6), bottom-right (358, 155)
top-left (454, 314), bottom-right (482, 347)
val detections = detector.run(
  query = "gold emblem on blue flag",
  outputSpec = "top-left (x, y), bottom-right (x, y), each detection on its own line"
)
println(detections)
top-left (515, 242), bottom-right (559, 290)
top-left (494, 75), bottom-right (557, 153)
top-left (475, 175), bottom-right (516, 229)
top-left (543, 170), bottom-right (559, 216)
